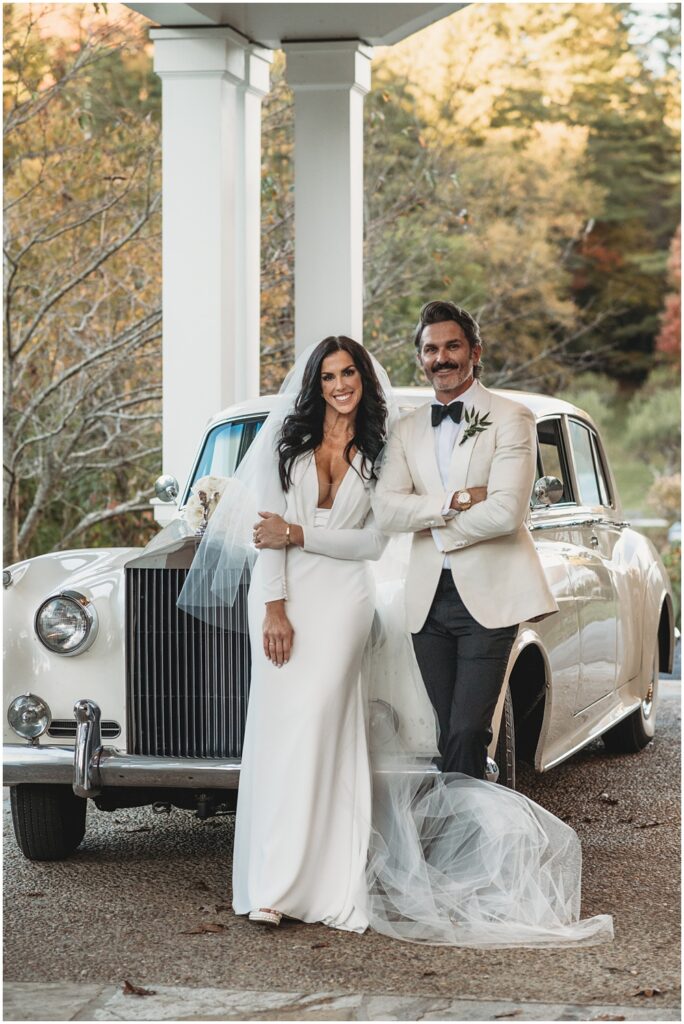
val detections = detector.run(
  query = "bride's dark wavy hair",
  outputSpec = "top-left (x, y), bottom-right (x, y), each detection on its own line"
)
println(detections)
top-left (277, 336), bottom-right (388, 492)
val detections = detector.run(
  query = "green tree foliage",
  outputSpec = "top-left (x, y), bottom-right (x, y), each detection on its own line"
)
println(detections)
top-left (360, 3), bottom-right (680, 386)
top-left (3, 5), bottom-right (162, 562)
top-left (624, 376), bottom-right (681, 475)
top-left (485, 3), bottom-right (680, 382)
top-left (656, 225), bottom-right (681, 363)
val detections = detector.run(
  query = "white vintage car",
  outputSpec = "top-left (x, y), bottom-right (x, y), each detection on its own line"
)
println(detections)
top-left (3, 387), bottom-right (675, 860)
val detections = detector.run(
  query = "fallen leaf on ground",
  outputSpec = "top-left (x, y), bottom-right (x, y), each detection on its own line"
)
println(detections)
top-left (181, 921), bottom-right (226, 935)
top-left (591, 1015), bottom-right (626, 1021)
top-left (125, 826), bottom-right (151, 833)
top-left (311, 942), bottom-right (329, 948)
top-left (494, 1011), bottom-right (522, 1020)
top-left (635, 821), bottom-right (664, 829)
top-left (619, 816), bottom-right (634, 824)
top-left (195, 880), bottom-right (212, 892)
top-left (422, 969), bottom-right (437, 977)
top-left (599, 793), bottom-right (619, 805)
top-left (21, 892), bottom-right (45, 898)
top-left (215, 904), bottom-right (231, 912)
top-left (122, 981), bottom-right (156, 997)
top-left (582, 816), bottom-right (594, 823)
top-left (601, 966), bottom-right (638, 975)
top-left (631, 986), bottom-right (662, 997)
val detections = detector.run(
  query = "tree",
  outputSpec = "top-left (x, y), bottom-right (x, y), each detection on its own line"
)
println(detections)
top-left (362, 12), bottom-right (611, 390)
top-left (656, 226), bottom-right (681, 364)
top-left (3, 4), bottom-right (162, 562)
top-left (381, 3), bottom-right (680, 385)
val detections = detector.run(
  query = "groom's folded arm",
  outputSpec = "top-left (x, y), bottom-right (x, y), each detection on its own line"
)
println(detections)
top-left (372, 424), bottom-right (450, 534)
top-left (437, 408), bottom-right (537, 552)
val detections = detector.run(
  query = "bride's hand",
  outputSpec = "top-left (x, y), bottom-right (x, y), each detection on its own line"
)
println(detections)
top-left (263, 600), bottom-right (294, 666)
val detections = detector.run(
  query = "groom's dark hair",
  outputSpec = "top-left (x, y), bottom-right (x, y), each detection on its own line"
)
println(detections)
top-left (413, 300), bottom-right (483, 379)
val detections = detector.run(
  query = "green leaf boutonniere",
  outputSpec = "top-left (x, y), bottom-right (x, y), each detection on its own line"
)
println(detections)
top-left (459, 408), bottom-right (492, 446)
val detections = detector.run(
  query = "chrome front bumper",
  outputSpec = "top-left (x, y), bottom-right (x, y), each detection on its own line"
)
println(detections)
top-left (4, 700), bottom-right (241, 796)
top-left (3, 699), bottom-right (501, 796)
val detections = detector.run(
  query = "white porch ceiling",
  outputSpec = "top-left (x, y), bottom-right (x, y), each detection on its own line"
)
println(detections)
top-left (125, 3), bottom-right (467, 48)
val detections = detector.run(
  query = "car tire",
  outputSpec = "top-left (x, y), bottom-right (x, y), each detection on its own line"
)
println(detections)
top-left (10, 784), bottom-right (87, 861)
top-left (602, 640), bottom-right (658, 754)
top-left (494, 685), bottom-right (516, 789)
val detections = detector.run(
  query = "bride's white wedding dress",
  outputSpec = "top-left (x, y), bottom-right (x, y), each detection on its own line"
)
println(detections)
top-left (230, 448), bottom-right (613, 946)
top-left (232, 451), bottom-right (380, 929)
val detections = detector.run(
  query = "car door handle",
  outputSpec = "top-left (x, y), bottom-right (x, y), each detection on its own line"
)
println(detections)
top-left (590, 534), bottom-right (600, 548)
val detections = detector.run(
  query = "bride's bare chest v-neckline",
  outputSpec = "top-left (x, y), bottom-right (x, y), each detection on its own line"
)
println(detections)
top-left (313, 443), bottom-right (358, 510)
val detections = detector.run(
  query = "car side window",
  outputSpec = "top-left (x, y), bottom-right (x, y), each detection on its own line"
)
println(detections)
top-left (568, 419), bottom-right (609, 507)
top-left (535, 418), bottom-right (573, 504)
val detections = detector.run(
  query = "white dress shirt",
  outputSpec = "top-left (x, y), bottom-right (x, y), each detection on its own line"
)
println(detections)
top-left (431, 381), bottom-right (478, 565)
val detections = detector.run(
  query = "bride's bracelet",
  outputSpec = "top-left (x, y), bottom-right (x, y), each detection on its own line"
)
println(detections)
top-left (285, 523), bottom-right (291, 546)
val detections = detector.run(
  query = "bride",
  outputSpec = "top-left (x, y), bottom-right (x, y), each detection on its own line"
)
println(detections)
top-left (178, 336), bottom-right (613, 946)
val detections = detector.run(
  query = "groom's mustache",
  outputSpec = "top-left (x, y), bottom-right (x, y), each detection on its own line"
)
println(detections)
top-left (432, 363), bottom-right (460, 373)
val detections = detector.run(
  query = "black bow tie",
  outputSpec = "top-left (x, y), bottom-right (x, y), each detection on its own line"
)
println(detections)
top-left (431, 401), bottom-right (464, 427)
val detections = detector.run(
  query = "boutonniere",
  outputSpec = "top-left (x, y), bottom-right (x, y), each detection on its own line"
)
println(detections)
top-left (459, 408), bottom-right (492, 446)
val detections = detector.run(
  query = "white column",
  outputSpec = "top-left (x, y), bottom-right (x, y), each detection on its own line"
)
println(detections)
top-left (284, 42), bottom-right (372, 354)
top-left (150, 27), bottom-right (272, 501)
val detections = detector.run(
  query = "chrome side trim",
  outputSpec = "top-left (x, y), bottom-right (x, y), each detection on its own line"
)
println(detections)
top-left (530, 516), bottom-right (602, 532)
top-left (540, 697), bottom-right (643, 771)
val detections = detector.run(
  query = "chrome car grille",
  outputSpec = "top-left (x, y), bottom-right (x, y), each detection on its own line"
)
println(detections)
top-left (125, 567), bottom-right (251, 758)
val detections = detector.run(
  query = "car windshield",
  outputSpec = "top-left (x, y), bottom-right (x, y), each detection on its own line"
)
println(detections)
top-left (184, 417), bottom-right (266, 504)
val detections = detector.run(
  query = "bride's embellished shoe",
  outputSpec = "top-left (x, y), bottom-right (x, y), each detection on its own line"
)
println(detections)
top-left (249, 908), bottom-right (283, 926)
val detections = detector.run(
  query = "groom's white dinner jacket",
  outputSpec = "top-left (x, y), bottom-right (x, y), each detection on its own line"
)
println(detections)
top-left (372, 380), bottom-right (558, 632)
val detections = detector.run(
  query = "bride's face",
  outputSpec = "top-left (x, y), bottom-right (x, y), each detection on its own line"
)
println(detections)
top-left (320, 351), bottom-right (363, 417)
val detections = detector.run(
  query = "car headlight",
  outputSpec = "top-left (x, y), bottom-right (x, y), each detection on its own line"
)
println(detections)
top-left (35, 590), bottom-right (98, 656)
top-left (8, 694), bottom-right (51, 739)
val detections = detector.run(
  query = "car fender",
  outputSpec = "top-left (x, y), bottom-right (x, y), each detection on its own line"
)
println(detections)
top-left (3, 548), bottom-right (139, 747)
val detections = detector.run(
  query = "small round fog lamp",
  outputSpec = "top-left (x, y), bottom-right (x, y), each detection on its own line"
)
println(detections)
top-left (8, 694), bottom-right (51, 740)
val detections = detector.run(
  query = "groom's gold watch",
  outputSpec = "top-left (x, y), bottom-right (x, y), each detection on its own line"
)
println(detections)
top-left (455, 490), bottom-right (472, 510)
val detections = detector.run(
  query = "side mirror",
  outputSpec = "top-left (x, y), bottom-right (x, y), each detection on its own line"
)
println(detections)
top-left (154, 474), bottom-right (179, 503)
top-left (533, 476), bottom-right (564, 507)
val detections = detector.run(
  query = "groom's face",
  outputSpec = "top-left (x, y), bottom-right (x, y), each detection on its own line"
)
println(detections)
top-left (417, 321), bottom-right (481, 401)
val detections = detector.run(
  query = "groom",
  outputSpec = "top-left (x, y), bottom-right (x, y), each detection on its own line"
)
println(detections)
top-left (373, 300), bottom-right (557, 779)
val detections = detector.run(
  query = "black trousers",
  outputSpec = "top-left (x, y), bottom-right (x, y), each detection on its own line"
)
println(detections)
top-left (412, 570), bottom-right (518, 780)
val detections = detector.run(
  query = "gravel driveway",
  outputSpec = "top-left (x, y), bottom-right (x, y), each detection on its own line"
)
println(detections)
top-left (4, 684), bottom-right (680, 1015)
